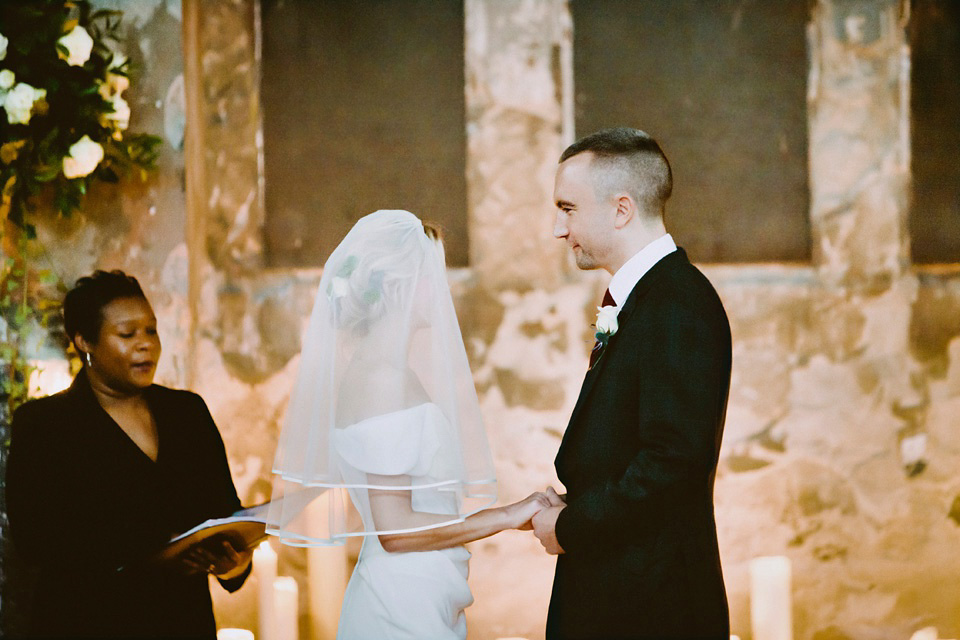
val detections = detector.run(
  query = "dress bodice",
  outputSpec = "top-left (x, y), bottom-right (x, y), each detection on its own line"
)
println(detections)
top-left (334, 403), bottom-right (474, 640)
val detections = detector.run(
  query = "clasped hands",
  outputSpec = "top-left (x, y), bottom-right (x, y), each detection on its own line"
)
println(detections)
top-left (508, 486), bottom-right (566, 555)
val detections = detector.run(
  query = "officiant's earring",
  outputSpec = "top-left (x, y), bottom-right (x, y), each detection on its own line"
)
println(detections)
top-left (84, 351), bottom-right (92, 368)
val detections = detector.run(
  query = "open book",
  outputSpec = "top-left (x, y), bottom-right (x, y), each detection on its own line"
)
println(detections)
top-left (153, 488), bottom-right (322, 563)
top-left (154, 501), bottom-right (274, 563)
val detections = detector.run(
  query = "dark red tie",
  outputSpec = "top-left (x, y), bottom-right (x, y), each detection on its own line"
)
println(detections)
top-left (588, 289), bottom-right (616, 369)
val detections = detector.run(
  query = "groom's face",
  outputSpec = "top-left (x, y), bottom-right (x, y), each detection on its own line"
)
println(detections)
top-left (553, 152), bottom-right (616, 271)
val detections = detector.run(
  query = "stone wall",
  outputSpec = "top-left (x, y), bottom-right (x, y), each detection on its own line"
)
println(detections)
top-left (4, 0), bottom-right (959, 638)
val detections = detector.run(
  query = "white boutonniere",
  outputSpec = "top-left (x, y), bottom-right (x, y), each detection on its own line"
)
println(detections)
top-left (589, 305), bottom-right (618, 369)
top-left (594, 305), bottom-right (619, 344)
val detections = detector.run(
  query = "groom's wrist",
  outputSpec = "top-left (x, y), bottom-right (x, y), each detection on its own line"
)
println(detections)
top-left (553, 506), bottom-right (573, 552)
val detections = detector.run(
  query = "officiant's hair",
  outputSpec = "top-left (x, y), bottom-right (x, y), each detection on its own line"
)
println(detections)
top-left (560, 127), bottom-right (673, 216)
top-left (64, 270), bottom-right (147, 344)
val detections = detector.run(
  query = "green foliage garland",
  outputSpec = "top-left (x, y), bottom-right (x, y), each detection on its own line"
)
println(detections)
top-left (0, 0), bottom-right (162, 418)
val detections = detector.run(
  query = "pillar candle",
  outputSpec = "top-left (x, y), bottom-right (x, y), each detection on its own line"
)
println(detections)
top-left (307, 493), bottom-right (348, 640)
top-left (254, 542), bottom-right (277, 640)
top-left (750, 555), bottom-right (793, 640)
top-left (217, 630), bottom-right (254, 640)
top-left (274, 576), bottom-right (299, 640)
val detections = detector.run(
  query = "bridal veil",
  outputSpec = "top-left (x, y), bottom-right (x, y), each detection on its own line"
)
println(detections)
top-left (266, 210), bottom-right (497, 545)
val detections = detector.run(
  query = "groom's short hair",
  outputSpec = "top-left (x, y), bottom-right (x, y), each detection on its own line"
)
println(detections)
top-left (560, 127), bottom-right (673, 217)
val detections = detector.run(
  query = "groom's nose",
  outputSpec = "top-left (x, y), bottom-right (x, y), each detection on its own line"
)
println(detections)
top-left (553, 213), bottom-right (568, 239)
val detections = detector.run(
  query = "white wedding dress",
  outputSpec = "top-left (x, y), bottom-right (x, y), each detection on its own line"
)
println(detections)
top-left (266, 211), bottom-right (497, 639)
top-left (334, 403), bottom-right (474, 640)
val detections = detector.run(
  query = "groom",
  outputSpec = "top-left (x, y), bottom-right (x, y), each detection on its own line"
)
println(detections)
top-left (532, 128), bottom-right (732, 639)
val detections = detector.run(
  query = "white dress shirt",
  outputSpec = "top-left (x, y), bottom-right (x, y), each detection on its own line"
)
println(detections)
top-left (607, 234), bottom-right (677, 313)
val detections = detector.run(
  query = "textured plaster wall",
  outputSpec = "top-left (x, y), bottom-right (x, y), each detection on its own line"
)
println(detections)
top-left (31, 0), bottom-right (189, 383)
top-left (8, 0), bottom-right (960, 638)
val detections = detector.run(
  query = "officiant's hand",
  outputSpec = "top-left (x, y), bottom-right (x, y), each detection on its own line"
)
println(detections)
top-left (180, 538), bottom-right (253, 580)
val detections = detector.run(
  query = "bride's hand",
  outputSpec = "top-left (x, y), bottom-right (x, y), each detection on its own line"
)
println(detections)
top-left (504, 492), bottom-right (553, 530)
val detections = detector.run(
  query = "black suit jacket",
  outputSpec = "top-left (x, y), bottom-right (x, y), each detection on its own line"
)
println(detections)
top-left (6, 370), bottom-right (249, 638)
top-left (548, 248), bottom-right (732, 640)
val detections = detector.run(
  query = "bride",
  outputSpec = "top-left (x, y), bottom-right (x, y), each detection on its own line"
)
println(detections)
top-left (266, 210), bottom-right (551, 639)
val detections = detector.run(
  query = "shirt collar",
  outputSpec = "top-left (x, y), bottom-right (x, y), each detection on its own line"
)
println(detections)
top-left (608, 233), bottom-right (677, 308)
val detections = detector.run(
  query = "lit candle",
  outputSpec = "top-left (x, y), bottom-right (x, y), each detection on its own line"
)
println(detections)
top-left (274, 576), bottom-right (299, 640)
top-left (307, 493), bottom-right (348, 640)
top-left (217, 630), bottom-right (254, 640)
top-left (750, 555), bottom-right (793, 640)
top-left (254, 542), bottom-right (277, 640)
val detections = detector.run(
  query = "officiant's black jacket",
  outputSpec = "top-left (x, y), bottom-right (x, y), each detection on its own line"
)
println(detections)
top-left (549, 248), bottom-right (731, 639)
top-left (6, 369), bottom-right (249, 638)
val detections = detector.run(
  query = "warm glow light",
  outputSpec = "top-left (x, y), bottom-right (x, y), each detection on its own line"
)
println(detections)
top-left (217, 630), bottom-right (254, 640)
top-left (750, 555), bottom-right (792, 640)
top-left (254, 542), bottom-right (278, 640)
top-left (274, 576), bottom-right (298, 640)
top-left (307, 493), bottom-right (348, 640)
top-left (28, 359), bottom-right (73, 398)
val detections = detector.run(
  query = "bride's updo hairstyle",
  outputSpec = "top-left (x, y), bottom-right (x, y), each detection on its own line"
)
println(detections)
top-left (326, 216), bottom-right (444, 333)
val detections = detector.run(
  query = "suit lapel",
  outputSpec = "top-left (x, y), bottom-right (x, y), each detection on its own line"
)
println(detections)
top-left (557, 249), bottom-right (688, 467)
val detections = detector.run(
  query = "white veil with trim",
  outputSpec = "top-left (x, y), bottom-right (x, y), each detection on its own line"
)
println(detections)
top-left (265, 210), bottom-right (497, 546)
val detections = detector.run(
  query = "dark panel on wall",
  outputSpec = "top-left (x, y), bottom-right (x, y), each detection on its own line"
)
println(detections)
top-left (911, 0), bottom-right (960, 264)
top-left (572, 0), bottom-right (811, 263)
top-left (262, 0), bottom-right (468, 267)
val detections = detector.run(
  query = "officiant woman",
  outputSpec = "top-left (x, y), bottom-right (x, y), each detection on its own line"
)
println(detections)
top-left (6, 270), bottom-right (253, 638)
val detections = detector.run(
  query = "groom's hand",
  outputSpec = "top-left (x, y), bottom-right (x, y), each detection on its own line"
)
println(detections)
top-left (532, 504), bottom-right (565, 555)
top-left (545, 486), bottom-right (566, 506)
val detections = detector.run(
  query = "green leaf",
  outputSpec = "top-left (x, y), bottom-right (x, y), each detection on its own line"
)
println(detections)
top-left (90, 9), bottom-right (123, 23)
top-left (34, 164), bottom-right (62, 183)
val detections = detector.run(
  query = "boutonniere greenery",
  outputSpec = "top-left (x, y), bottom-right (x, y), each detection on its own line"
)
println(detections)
top-left (594, 305), bottom-right (619, 346)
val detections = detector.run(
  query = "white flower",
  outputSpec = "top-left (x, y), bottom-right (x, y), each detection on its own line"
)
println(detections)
top-left (57, 26), bottom-right (94, 67)
top-left (595, 305), bottom-right (619, 336)
top-left (109, 53), bottom-right (127, 72)
top-left (99, 71), bottom-right (129, 101)
top-left (101, 94), bottom-right (130, 130)
top-left (62, 135), bottom-right (104, 179)
top-left (3, 82), bottom-right (46, 125)
top-left (0, 33), bottom-right (8, 61)
top-left (331, 276), bottom-right (349, 298)
top-left (110, 72), bottom-right (129, 95)
top-left (0, 69), bottom-right (15, 90)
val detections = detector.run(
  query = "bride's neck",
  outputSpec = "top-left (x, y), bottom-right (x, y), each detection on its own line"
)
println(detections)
top-left (353, 317), bottom-right (409, 365)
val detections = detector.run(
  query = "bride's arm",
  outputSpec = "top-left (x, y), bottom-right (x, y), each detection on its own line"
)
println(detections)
top-left (367, 475), bottom-right (551, 552)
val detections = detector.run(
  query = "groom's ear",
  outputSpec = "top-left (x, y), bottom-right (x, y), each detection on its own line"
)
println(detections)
top-left (613, 194), bottom-right (636, 230)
